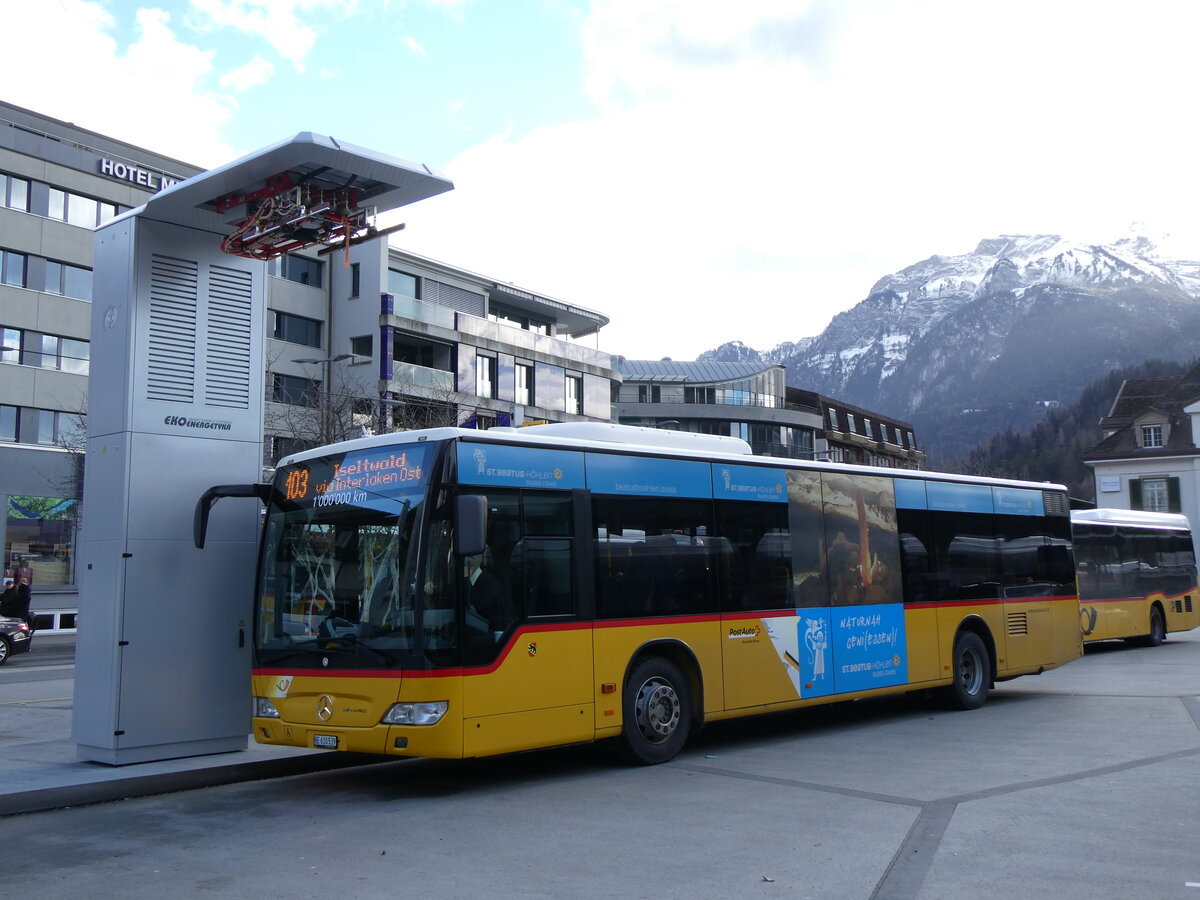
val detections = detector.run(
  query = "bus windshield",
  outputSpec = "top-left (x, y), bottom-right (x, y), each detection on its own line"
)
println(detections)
top-left (256, 441), bottom-right (437, 664)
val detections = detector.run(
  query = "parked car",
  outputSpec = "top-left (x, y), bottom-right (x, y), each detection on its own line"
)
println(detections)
top-left (0, 616), bottom-right (33, 665)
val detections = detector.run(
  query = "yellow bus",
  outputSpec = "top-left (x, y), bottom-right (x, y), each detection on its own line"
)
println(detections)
top-left (1072, 508), bottom-right (1200, 646)
top-left (200, 423), bottom-right (1081, 765)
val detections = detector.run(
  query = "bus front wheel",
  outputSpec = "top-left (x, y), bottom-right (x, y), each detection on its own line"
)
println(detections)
top-left (618, 657), bottom-right (691, 765)
top-left (945, 632), bottom-right (989, 710)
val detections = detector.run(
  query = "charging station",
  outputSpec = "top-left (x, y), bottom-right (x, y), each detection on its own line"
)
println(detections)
top-left (73, 134), bottom-right (452, 764)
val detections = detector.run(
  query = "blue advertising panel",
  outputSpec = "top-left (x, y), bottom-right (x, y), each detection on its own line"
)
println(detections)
top-left (926, 480), bottom-right (992, 513)
top-left (992, 486), bottom-right (1043, 516)
top-left (585, 453), bottom-right (712, 499)
top-left (457, 443), bottom-right (585, 490)
top-left (794, 604), bottom-right (909, 698)
top-left (831, 602), bottom-right (908, 693)
top-left (713, 464), bottom-right (788, 502)
top-left (893, 478), bottom-right (928, 510)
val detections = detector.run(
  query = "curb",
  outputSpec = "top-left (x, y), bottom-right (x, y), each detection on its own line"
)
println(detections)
top-left (0, 752), bottom-right (390, 817)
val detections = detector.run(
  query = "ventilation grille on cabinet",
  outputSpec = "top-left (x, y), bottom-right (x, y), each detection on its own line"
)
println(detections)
top-left (146, 254), bottom-right (198, 402)
top-left (204, 264), bottom-right (253, 408)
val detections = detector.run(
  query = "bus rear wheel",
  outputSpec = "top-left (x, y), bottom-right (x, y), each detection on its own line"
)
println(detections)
top-left (1141, 606), bottom-right (1166, 647)
top-left (944, 631), bottom-right (989, 710)
top-left (618, 657), bottom-right (691, 765)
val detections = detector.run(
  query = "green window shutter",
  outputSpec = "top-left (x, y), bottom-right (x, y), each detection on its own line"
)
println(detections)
top-left (1130, 478), bottom-right (1143, 510)
top-left (1168, 477), bottom-right (1182, 513)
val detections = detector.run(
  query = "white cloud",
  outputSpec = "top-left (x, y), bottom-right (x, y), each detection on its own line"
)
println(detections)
top-left (186, 0), bottom-right (359, 72)
top-left (400, 0), bottom-right (1200, 360)
top-left (3, 0), bottom-right (236, 167)
top-left (403, 35), bottom-right (428, 56)
top-left (219, 54), bottom-right (276, 92)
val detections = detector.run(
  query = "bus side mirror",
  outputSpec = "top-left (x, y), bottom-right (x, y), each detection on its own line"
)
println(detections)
top-left (454, 494), bottom-right (487, 557)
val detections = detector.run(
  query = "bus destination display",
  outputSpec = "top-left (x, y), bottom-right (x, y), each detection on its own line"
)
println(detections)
top-left (280, 445), bottom-right (432, 508)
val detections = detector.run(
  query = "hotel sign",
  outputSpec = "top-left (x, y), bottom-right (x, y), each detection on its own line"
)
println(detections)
top-left (98, 158), bottom-right (182, 192)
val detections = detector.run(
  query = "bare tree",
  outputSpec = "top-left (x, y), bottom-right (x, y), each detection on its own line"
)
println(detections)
top-left (264, 353), bottom-right (463, 469)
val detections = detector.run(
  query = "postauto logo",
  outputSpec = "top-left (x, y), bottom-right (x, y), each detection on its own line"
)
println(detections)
top-left (163, 415), bottom-right (233, 432)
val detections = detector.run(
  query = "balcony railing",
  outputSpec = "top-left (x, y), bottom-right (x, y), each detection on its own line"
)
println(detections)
top-left (455, 314), bottom-right (612, 368)
top-left (389, 295), bottom-right (456, 330)
top-left (386, 361), bottom-right (455, 393)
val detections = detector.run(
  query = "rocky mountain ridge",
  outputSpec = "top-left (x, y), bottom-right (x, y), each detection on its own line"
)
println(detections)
top-left (700, 234), bottom-right (1200, 463)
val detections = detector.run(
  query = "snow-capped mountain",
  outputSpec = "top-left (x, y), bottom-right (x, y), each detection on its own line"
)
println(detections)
top-left (700, 235), bottom-right (1200, 463)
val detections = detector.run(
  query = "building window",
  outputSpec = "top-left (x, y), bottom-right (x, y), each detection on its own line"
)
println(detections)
top-left (1, 327), bottom-right (18, 364)
top-left (476, 354), bottom-right (497, 399)
top-left (862, 417), bottom-right (872, 439)
top-left (388, 269), bottom-right (418, 299)
top-left (476, 413), bottom-right (498, 431)
top-left (0, 405), bottom-right (15, 441)
top-left (1131, 476), bottom-right (1180, 513)
top-left (638, 385), bottom-right (661, 403)
top-left (1, 250), bottom-right (26, 287)
top-left (60, 338), bottom-right (90, 375)
top-left (272, 373), bottom-right (320, 407)
top-left (273, 312), bottom-right (322, 348)
top-left (349, 262), bottom-right (360, 298)
top-left (45, 260), bottom-right (93, 301)
top-left (0, 328), bottom-right (89, 374)
top-left (516, 362), bottom-right (534, 406)
top-left (1141, 424), bottom-right (1164, 448)
top-left (1, 174), bottom-right (29, 211)
top-left (7, 495), bottom-right (79, 587)
top-left (489, 305), bottom-right (550, 335)
top-left (282, 254), bottom-right (323, 287)
top-left (826, 408), bottom-right (838, 428)
top-left (566, 374), bottom-right (582, 415)
top-left (1141, 478), bottom-right (1169, 512)
top-left (350, 335), bottom-right (372, 357)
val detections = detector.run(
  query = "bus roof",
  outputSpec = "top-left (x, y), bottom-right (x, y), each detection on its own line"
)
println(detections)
top-left (276, 422), bottom-right (1068, 493)
top-left (1071, 508), bottom-right (1192, 531)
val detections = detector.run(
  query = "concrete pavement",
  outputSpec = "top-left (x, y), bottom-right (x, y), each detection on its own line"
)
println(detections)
top-left (5, 631), bottom-right (1200, 898)
top-left (0, 635), bottom-right (381, 817)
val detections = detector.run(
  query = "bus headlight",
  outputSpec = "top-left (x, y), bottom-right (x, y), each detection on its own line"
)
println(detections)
top-left (382, 701), bottom-right (448, 725)
top-left (254, 697), bottom-right (281, 718)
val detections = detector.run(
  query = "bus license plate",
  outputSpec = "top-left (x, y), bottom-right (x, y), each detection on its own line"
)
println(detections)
top-left (312, 734), bottom-right (338, 749)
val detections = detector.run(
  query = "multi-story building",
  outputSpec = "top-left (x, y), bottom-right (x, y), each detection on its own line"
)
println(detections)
top-left (0, 101), bottom-right (204, 628)
top-left (264, 243), bottom-right (615, 464)
top-left (1083, 361), bottom-right (1200, 525)
top-left (613, 358), bottom-right (923, 468)
top-left (0, 101), bottom-right (618, 628)
top-left (806, 391), bottom-right (924, 469)
top-left (612, 359), bottom-right (822, 458)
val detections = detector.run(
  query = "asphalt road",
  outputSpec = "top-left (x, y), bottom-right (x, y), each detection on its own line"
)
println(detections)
top-left (6, 632), bottom-right (1200, 899)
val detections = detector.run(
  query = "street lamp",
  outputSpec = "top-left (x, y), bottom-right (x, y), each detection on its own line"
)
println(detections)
top-left (292, 353), bottom-right (352, 443)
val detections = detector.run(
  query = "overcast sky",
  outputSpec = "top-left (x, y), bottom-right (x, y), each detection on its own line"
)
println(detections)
top-left (7, 0), bottom-right (1200, 359)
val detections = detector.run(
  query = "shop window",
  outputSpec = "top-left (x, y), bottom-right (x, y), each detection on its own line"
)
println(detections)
top-left (6, 496), bottom-right (78, 587)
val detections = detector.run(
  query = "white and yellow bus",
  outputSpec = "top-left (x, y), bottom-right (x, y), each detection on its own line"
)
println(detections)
top-left (200, 423), bottom-right (1082, 765)
top-left (1072, 508), bottom-right (1200, 646)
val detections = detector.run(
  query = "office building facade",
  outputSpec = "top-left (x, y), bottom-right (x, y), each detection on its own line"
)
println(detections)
top-left (0, 101), bottom-right (618, 628)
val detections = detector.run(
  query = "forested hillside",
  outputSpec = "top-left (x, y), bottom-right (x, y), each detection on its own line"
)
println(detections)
top-left (946, 359), bottom-right (1195, 502)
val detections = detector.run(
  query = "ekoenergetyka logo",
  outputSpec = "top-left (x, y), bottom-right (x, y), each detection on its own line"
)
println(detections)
top-left (163, 415), bottom-right (233, 432)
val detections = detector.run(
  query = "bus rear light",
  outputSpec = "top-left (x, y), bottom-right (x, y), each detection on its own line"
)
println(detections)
top-left (382, 701), bottom-right (448, 725)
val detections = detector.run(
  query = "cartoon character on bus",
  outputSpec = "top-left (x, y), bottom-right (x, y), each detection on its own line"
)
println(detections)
top-left (804, 616), bottom-right (828, 680)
